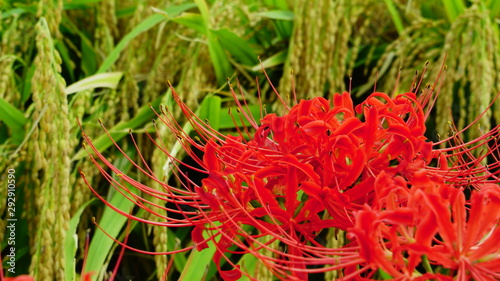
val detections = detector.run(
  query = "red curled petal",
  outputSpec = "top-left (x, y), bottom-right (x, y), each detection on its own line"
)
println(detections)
top-left (192, 226), bottom-right (209, 251)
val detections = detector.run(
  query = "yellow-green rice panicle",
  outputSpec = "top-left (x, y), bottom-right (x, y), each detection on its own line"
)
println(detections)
top-left (256, 236), bottom-right (278, 281)
top-left (280, 0), bottom-right (387, 101)
top-left (27, 18), bottom-right (71, 281)
top-left (324, 229), bottom-right (345, 280)
top-left (0, 15), bottom-right (33, 103)
top-left (148, 117), bottom-right (174, 280)
top-left (367, 2), bottom-right (500, 151)
top-left (435, 3), bottom-right (499, 149)
top-left (69, 90), bottom-right (94, 215)
top-left (0, 16), bottom-right (35, 243)
top-left (37, 0), bottom-right (63, 38)
top-left (94, 0), bottom-right (118, 59)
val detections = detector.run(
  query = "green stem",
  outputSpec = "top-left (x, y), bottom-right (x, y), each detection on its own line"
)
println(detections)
top-left (422, 255), bottom-right (434, 274)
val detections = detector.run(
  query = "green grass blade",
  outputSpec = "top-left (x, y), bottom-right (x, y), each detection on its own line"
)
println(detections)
top-left (194, 0), bottom-right (233, 84)
top-left (207, 35), bottom-right (234, 85)
top-left (378, 268), bottom-right (393, 279)
top-left (219, 105), bottom-right (261, 129)
top-left (165, 228), bottom-right (188, 274)
top-left (172, 13), bottom-right (206, 35)
top-left (236, 253), bottom-right (258, 281)
top-left (487, 0), bottom-right (500, 18)
top-left (193, 0), bottom-right (210, 26)
top-left (384, 0), bottom-right (404, 35)
top-left (63, 0), bottom-right (103, 10)
top-left (95, 15), bottom-right (164, 74)
top-left (116, 6), bottom-right (137, 18)
top-left (178, 225), bottom-right (221, 281)
top-left (61, 16), bottom-right (98, 76)
top-left (21, 63), bottom-right (36, 104)
top-left (65, 198), bottom-right (96, 281)
top-left (0, 97), bottom-right (28, 143)
top-left (211, 28), bottom-right (259, 66)
top-left (65, 72), bottom-right (123, 94)
top-left (255, 10), bottom-right (294, 21)
top-left (198, 95), bottom-right (222, 131)
top-left (440, 0), bottom-right (465, 22)
top-left (250, 49), bottom-right (288, 71)
top-left (96, 3), bottom-right (196, 74)
top-left (83, 157), bottom-right (136, 281)
top-left (266, 0), bottom-right (289, 9)
top-left (56, 40), bottom-right (75, 81)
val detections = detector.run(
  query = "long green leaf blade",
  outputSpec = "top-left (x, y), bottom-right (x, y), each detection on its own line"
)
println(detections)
top-left (96, 3), bottom-right (196, 74)
top-left (65, 199), bottom-right (96, 281)
top-left (83, 157), bottom-right (136, 281)
top-left (65, 72), bottom-right (123, 94)
top-left (194, 0), bottom-right (233, 84)
top-left (0, 98), bottom-right (28, 143)
top-left (384, 0), bottom-right (404, 35)
top-left (255, 10), bottom-right (294, 21)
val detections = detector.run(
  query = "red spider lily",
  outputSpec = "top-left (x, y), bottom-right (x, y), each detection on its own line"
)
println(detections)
top-left (349, 170), bottom-right (500, 281)
top-left (81, 64), bottom-right (500, 280)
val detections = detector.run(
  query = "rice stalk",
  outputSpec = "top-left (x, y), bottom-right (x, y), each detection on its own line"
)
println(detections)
top-left (280, 0), bottom-right (388, 101)
top-left (365, 2), bottom-right (500, 148)
top-left (324, 229), bottom-right (345, 280)
top-left (434, 3), bottom-right (500, 143)
top-left (36, 0), bottom-right (63, 38)
top-left (27, 17), bottom-right (71, 281)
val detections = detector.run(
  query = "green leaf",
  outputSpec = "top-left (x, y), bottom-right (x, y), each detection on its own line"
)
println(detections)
top-left (165, 228), bottom-right (188, 274)
top-left (193, 0), bottom-right (210, 25)
top-left (236, 253), bottom-right (258, 281)
top-left (198, 95), bottom-right (222, 131)
top-left (65, 72), bottom-right (123, 94)
top-left (116, 6), bottom-right (137, 18)
top-left (83, 157), bottom-right (136, 281)
top-left (172, 13), bottom-right (206, 34)
top-left (0, 98), bottom-right (28, 143)
top-left (178, 224), bottom-right (221, 281)
top-left (63, 0), bottom-right (102, 10)
top-left (219, 105), bottom-right (261, 129)
top-left (384, 0), bottom-right (404, 35)
top-left (56, 40), bottom-right (75, 81)
top-left (194, 0), bottom-right (233, 85)
top-left (487, 0), bottom-right (500, 18)
top-left (207, 35), bottom-right (234, 85)
top-left (250, 50), bottom-right (288, 71)
top-left (22, 63), bottom-right (36, 104)
top-left (96, 3), bottom-right (196, 74)
top-left (264, 0), bottom-right (289, 9)
top-left (378, 268), bottom-right (393, 279)
top-left (60, 15), bottom-right (98, 76)
top-left (0, 7), bottom-right (34, 19)
top-left (96, 15), bottom-right (164, 74)
top-left (65, 199), bottom-right (96, 281)
top-left (211, 28), bottom-right (259, 66)
top-left (440, 0), bottom-right (465, 22)
top-left (255, 10), bottom-right (294, 21)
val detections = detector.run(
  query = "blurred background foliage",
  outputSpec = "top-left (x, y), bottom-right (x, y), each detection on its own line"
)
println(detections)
top-left (1, 0), bottom-right (499, 280)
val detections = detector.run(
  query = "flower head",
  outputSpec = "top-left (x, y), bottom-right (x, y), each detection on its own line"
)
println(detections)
top-left (81, 67), bottom-right (500, 280)
top-left (349, 170), bottom-right (500, 280)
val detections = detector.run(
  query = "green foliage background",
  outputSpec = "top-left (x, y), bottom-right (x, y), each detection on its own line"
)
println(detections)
top-left (1, 0), bottom-right (499, 280)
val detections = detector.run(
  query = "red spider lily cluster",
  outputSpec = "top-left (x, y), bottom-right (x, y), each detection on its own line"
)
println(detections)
top-left (81, 66), bottom-right (500, 280)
